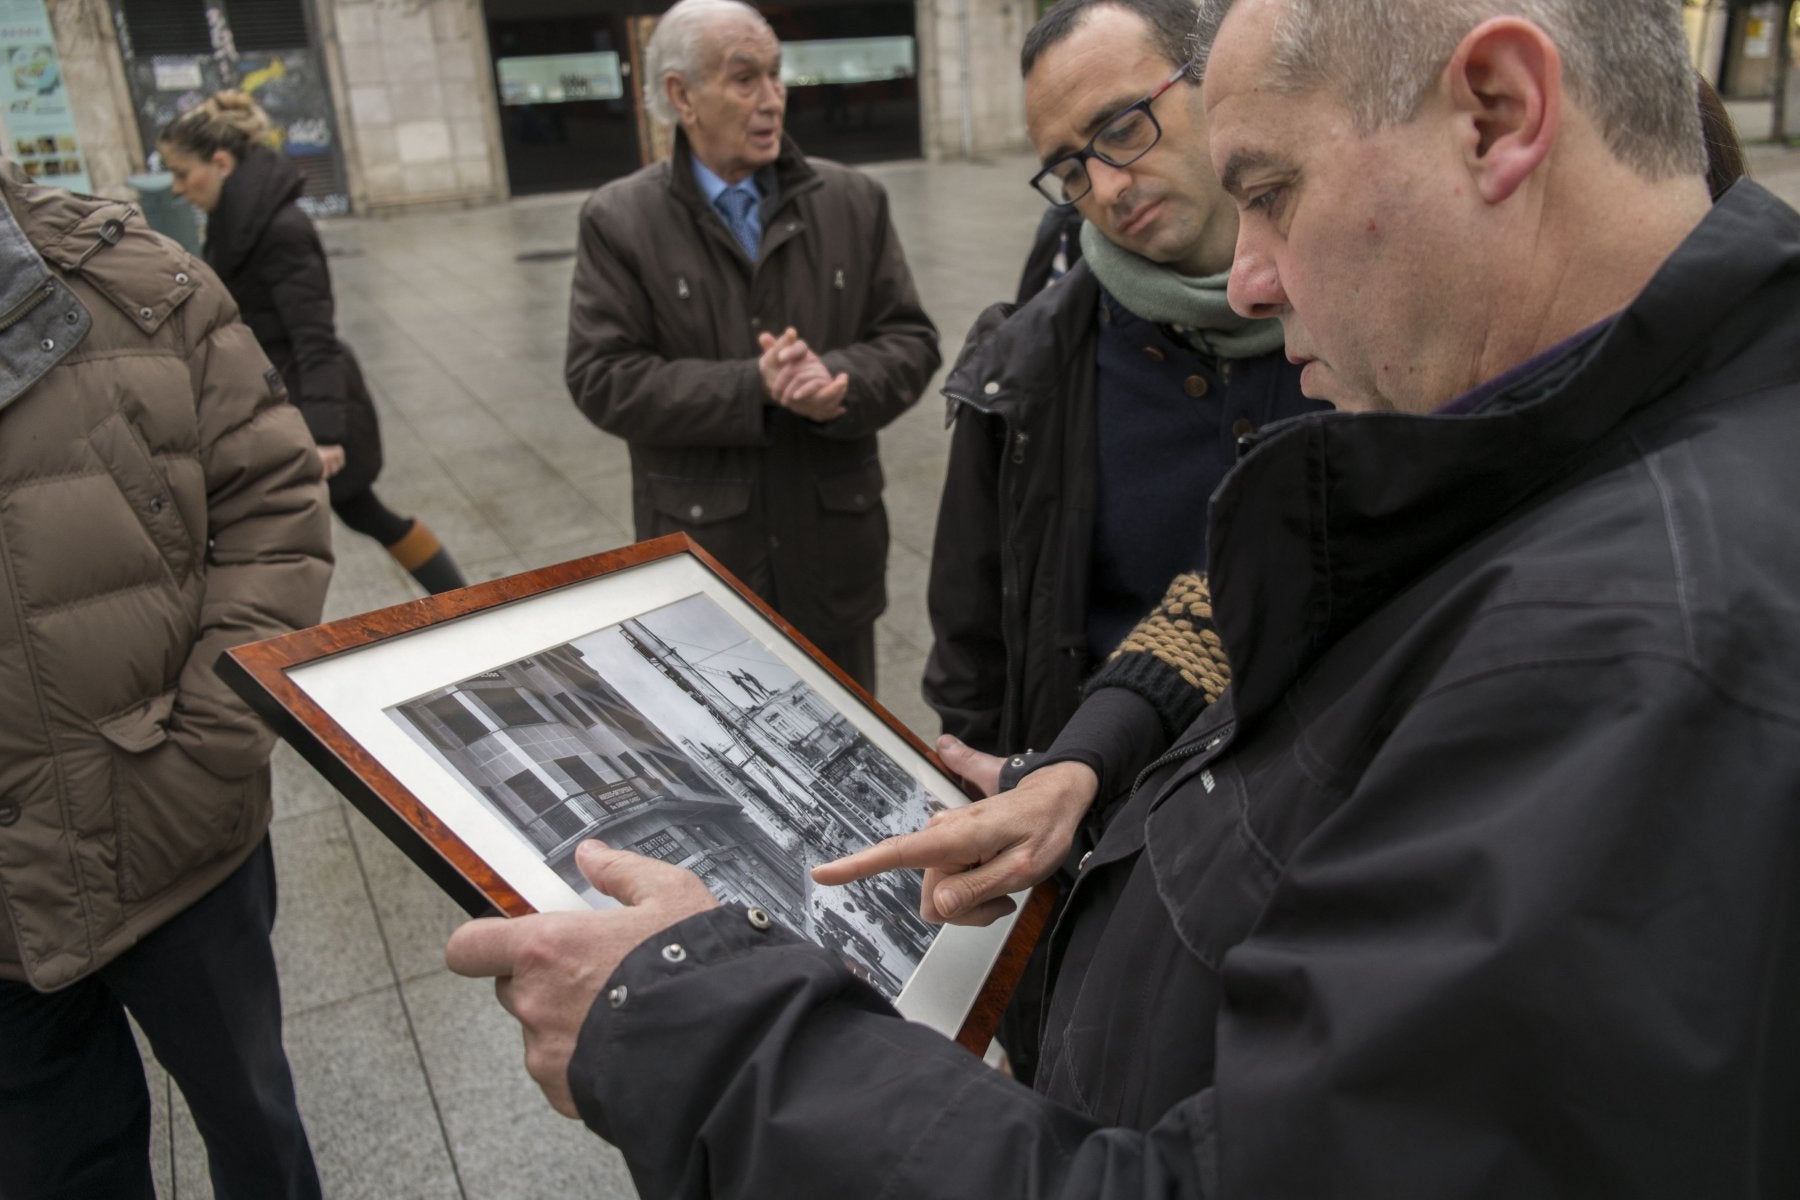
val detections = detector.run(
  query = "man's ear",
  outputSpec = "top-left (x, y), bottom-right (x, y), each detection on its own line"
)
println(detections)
top-left (1445, 17), bottom-right (1560, 204)
top-left (664, 73), bottom-right (693, 125)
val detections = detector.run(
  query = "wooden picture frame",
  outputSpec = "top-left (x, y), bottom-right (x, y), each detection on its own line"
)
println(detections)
top-left (220, 534), bottom-right (1050, 1054)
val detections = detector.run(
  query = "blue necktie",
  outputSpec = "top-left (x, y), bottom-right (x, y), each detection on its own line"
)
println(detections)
top-left (715, 185), bottom-right (760, 258)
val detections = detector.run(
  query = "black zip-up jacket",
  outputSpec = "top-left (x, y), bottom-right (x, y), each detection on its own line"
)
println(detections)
top-left (923, 260), bottom-right (1313, 754)
top-left (205, 145), bottom-right (382, 496)
top-left (567, 180), bottom-right (1800, 1198)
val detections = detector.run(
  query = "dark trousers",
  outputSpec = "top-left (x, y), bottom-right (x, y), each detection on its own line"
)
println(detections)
top-left (331, 484), bottom-right (414, 546)
top-left (0, 838), bottom-right (321, 1200)
top-left (809, 623), bottom-right (877, 695)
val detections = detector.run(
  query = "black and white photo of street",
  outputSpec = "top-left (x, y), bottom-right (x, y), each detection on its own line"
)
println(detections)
top-left (387, 592), bottom-right (942, 999)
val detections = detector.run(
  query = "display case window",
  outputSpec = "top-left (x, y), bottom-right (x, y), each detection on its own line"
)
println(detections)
top-left (780, 36), bottom-right (915, 88)
top-left (496, 51), bottom-right (623, 106)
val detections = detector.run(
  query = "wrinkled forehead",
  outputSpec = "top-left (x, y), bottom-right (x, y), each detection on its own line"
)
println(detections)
top-left (1198, 0), bottom-right (1282, 116)
top-left (1026, 27), bottom-right (1174, 149)
top-left (700, 14), bottom-right (780, 75)
top-left (1198, 0), bottom-right (1321, 170)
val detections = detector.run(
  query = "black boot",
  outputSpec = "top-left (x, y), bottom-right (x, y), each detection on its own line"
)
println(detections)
top-left (385, 519), bottom-right (466, 595)
top-left (409, 546), bottom-right (466, 594)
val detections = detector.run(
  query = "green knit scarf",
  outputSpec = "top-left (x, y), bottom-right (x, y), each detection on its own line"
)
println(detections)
top-left (1079, 220), bottom-right (1285, 359)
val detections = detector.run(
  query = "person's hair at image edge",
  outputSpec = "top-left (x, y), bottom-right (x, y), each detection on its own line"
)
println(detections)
top-left (1696, 73), bottom-right (1747, 199)
top-left (1020, 0), bottom-right (1201, 79)
top-left (1189, 0), bottom-right (1707, 181)
top-left (159, 89), bottom-right (272, 160)
top-left (641, 0), bottom-right (775, 126)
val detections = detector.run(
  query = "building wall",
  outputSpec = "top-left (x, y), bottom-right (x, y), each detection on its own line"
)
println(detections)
top-left (45, 0), bottom-right (1018, 212)
top-left (917, 0), bottom-right (1031, 160)
top-left (315, 0), bottom-right (508, 212)
top-left (49, 0), bottom-right (142, 198)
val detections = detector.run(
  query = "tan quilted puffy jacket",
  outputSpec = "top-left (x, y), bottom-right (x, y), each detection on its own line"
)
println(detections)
top-left (0, 163), bottom-right (332, 990)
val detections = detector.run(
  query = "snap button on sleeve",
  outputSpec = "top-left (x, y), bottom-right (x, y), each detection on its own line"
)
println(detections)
top-left (746, 907), bottom-right (772, 930)
top-left (175, 272), bottom-right (190, 285)
top-left (983, 381), bottom-right (1000, 396)
top-left (607, 985), bottom-right (628, 1009)
top-left (39, 338), bottom-right (53, 352)
top-left (139, 306), bottom-right (154, 321)
top-left (661, 943), bottom-right (687, 963)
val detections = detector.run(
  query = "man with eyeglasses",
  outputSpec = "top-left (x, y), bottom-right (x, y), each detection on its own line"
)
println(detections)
top-left (922, 0), bottom-right (1323, 940)
top-left (916, 0), bottom-right (1328, 1091)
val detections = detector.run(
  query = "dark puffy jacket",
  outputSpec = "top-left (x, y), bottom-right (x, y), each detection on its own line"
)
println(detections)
top-left (924, 260), bottom-right (1315, 754)
top-left (568, 180), bottom-right (1800, 1199)
top-left (565, 133), bottom-right (939, 644)
top-left (205, 144), bottom-right (382, 498)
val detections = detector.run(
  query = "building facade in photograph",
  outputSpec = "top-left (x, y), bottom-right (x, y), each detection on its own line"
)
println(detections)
top-left (394, 623), bottom-right (937, 998)
top-left (397, 644), bottom-right (809, 922)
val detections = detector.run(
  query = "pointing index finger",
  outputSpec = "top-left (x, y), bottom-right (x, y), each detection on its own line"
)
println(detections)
top-left (812, 822), bottom-right (967, 886)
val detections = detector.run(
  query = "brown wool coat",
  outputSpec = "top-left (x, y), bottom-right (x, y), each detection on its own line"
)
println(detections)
top-left (565, 134), bottom-right (939, 644)
top-left (0, 164), bottom-right (333, 990)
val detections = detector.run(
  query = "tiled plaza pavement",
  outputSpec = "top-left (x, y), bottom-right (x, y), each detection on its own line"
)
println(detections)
top-left (146, 128), bottom-right (1800, 1197)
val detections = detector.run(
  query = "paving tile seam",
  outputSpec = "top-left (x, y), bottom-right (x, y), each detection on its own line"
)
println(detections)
top-left (338, 800), bottom-right (475, 1199)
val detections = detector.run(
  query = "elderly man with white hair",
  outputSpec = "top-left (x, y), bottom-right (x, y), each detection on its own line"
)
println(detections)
top-left (563, 0), bottom-right (939, 691)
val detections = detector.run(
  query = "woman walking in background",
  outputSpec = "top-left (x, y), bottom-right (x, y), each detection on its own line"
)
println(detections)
top-left (160, 90), bottom-right (466, 595)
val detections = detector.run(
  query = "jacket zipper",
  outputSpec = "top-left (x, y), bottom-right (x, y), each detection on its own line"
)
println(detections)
top-left (996, 417), bottom-right (1025, 746)
top-left (1128, 725), bottom-right (1232, 804)
top-left (945, 384), bottom-right (1030, 745)
top-left (0, 280), bottom-right (54, 333)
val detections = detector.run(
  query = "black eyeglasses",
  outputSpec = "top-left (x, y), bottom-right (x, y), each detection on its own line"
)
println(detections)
top-left (1029, 60), bottom-right (1195, 207)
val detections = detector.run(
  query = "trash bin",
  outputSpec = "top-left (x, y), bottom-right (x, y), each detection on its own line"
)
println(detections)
top-left (126, 172), bottom-right (201, 255)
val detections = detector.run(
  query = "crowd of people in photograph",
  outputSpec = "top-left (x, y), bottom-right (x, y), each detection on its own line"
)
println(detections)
top-left (3, 0), bottom-right (1798, 1196)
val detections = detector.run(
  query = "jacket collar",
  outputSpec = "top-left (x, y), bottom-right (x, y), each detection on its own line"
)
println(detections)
top-left (1208, 180), bottom-right (1800, 722)
top-left (204, 145), bottom-right (304, 277)
top-left (666, 129), bottom-right (820, 218)
top-left (943, 260), bottom-right (1101, 424)
top-left (0, 165), bottom-right (94, 411)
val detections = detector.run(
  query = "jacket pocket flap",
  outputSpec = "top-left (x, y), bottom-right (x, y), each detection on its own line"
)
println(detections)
top-left (94, 691), bottom-right (177, 753)
top-left (646, 476), bottom-right (753, 526)
top-left (816, 460), bottom-right (884, 514)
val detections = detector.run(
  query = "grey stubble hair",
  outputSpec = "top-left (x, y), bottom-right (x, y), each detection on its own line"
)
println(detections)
top-left (1190, 0), bottom-right (1705, 180)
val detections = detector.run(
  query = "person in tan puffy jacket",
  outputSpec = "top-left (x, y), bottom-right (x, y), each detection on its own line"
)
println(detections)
top-left (0, 162), bottom-right (332, 1198)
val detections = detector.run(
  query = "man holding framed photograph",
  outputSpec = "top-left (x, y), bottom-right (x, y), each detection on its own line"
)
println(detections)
top-left (454, 0), bottom-right (1800, 1194)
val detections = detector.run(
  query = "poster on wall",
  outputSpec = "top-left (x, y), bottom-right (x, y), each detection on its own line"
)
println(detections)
top-left (125, 48), bottom-right (348, 217)
top-left (114, 1), bottom-right (348, 217)
top-left (0, 0), bottom-right (93, 193)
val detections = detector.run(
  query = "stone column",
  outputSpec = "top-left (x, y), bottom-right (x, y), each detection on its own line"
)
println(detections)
top-left (916, 0), bottom-right (1030, 161)
top-left (48, 0), bottom-right (143, 198)
top-left (318, 0), bottom-right (507, 212)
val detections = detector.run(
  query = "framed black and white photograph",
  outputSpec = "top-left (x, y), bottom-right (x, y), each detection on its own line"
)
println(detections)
top-left (221, 536), bottom-right (1051, 1051)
